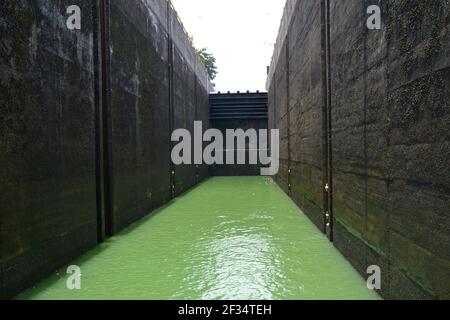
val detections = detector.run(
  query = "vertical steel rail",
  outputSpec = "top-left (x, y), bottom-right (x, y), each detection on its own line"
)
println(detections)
top-left (286, 37), bottom-right (292, 197)
top-left (321, 0), bottom-right (333, 240)
top-left (325, 0), bottom-right (334, 241)
top-left (167, 1), bottom-right (176, 199)
top-left (98, 0), bottom-right (114, 237)
top-left (194, 63), bottom-right (199, 184)
top-left (93, 0), bottom-right (105, 243)
top-left (321, 0), bottom-right (328, 235)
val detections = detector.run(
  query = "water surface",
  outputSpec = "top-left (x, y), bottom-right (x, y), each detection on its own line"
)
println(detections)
top-left (19, 177), bottom-right (379, 300)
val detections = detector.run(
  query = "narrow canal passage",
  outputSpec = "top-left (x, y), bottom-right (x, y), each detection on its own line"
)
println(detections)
top-left (19, 177), bottom-right (379, 300)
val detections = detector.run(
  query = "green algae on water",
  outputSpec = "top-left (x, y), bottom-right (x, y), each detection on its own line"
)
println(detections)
top-left (19, 177), bottom-right (380, 300)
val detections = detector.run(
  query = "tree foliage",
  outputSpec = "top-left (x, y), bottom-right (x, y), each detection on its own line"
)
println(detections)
top-left (196, 48), bottom-right (218, 81)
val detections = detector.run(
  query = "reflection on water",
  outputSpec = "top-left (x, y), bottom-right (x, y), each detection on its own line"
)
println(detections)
top-left (179, 229), bottom-right (281, 300)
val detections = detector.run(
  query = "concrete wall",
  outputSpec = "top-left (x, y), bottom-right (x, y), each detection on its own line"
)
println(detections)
top-left (0, 0), bottom-right (209, 298)
top-left (108, 0), bottom-right (210, 233)
top-left (267, 0), bottom-right (450, 299)
top-left (0, 0), bottom-right (98, 300)
top-left (268, 0), bottom-right (326, 230)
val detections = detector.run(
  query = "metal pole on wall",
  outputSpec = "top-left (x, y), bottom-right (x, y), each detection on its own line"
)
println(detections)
top-left (286, 37), bottom-right (292, 197)
top-left (98, 0), bottom-right (114, 238)
top-left (322, 0), bottom-right (333, 241)
top-left (321, 0), bottom-right (333, 240)
top-left (93, 0), bottom-right (105, 243)
top-left (167, 0), bottom-right (176, 199)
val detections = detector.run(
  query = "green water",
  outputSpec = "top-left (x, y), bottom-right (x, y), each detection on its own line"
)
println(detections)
top-left (19, 177), bottom-right (379, 300)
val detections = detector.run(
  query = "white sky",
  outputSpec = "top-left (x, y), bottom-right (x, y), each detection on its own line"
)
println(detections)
top-left (171, 0), bottom-right (285, 92)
